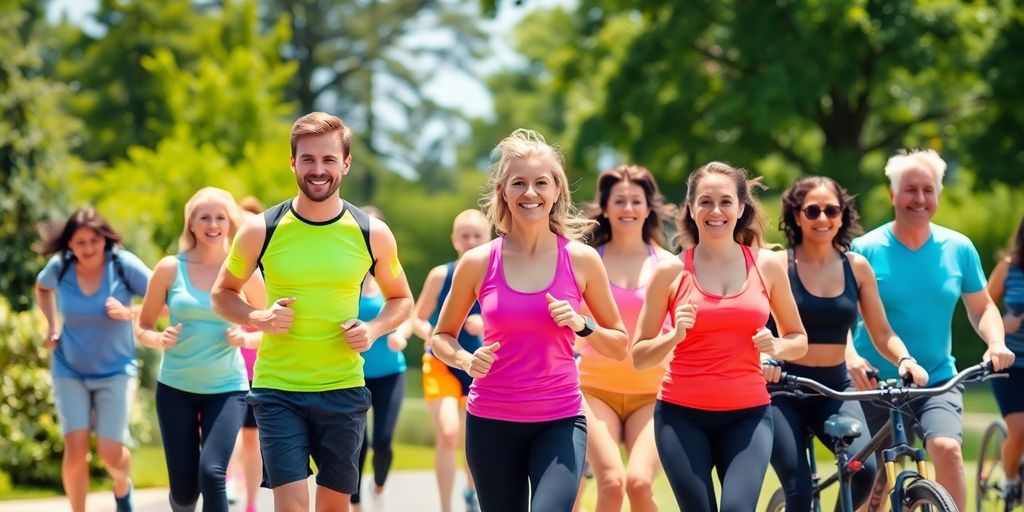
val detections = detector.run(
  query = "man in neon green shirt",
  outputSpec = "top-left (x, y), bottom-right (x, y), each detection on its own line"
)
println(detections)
top-left (213, 112), bottom-right (413, 512)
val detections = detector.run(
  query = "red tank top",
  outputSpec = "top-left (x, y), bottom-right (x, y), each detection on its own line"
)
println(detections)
top-left (659, 245), bottom-right (771, 410)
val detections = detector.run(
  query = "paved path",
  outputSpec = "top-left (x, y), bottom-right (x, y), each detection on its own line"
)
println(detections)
top-left (0, 471), bottom-right (466, 512)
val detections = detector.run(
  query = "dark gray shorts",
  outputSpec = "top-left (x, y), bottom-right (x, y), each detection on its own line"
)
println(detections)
top-left (862, 383), bottom-right (964, 444)
top-left (248, 386), bottom-right (370, 494)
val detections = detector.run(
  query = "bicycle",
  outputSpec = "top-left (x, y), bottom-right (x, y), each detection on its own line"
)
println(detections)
top-left (764, 361), bottom-right (1000, 512)
top-left (976, 417), bottom-right (1024, 511)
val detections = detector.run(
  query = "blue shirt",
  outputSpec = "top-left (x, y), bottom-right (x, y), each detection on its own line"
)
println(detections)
top-left (37, 250), bottom-right (151, 379)
top-left (160, 254), bottom-right (248, 393)
top-left (1002, 263), bottom-right (1024, 367)
top-left (851, 222), bottom-right (986, 384)
top-left (359, 292), bottom-right (407, 378)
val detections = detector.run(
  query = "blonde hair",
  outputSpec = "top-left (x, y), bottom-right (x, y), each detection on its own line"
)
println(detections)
top-left (452, 208), bottom-right (488, 231)
top-left (480, 129), bottom-right (594, 240)
top-left (290, 112), bottom-right (352, 158)
top-left (179, 187), bottom-right (243, 252)
top-left (884, 149), bottom-right (946, 193)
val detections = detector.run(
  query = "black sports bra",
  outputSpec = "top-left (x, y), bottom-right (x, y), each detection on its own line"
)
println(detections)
top-left (768, 248), bottom-right (860, 345)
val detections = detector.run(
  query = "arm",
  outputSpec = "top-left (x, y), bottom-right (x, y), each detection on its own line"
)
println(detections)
top-left (758, 249), bottom-right (808, 360)
top-left (235, 271), bottom-right (267, 349)
top-left (633, 259), bottom-right (693, 370)
top-left (211, 215), bottom-right (291, 332)
top-left (135, 256), bottom-right (179, 349)
top-left (964, 289), bottom-right (1014, 371)
top-left (988, 258), bottom-right (1009, 306)
top-left (431, 245), bottom-right (490, 374)
top-left (849, 253), bottom-right (927, 385)
top-left (410, 265), bottom-right (446, 342)
top-left (565, 244), bottom-right (628, 360)
top-left (343, 218), bottom-right (414, 351)
top-left (34, 282), bottom-right (59, 348)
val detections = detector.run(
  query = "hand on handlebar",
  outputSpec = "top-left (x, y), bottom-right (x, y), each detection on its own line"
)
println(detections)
top-left (846, 352), bottom-right (879, 391)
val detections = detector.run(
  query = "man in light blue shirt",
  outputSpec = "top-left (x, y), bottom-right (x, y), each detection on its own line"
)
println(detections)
top-left (849, 149), bottom-right (1013, 510)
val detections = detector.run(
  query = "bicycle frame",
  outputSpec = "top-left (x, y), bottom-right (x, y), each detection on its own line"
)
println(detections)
top-left (771, 361), bottom-right (997, 512)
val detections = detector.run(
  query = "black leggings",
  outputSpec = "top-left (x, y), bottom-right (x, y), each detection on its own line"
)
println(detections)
top-left (771, 363), bottom-right (877, 512)
top-left (156, 383), bottom-right (247, 512)
top-left (351, 372), bottom-right (405, 504)
top-left (655, 400), bottom-right (774, 512)
top-left (466, 413), bottom-right (587, 512)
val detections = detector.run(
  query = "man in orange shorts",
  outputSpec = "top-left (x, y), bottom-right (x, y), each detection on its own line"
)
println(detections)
top-left (392, 209), bottom-right (490, 512)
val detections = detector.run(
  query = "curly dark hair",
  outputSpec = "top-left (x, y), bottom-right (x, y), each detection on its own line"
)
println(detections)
top-left (36, 207), bottom-right (123, 257)
top-left (676, 161), bottom-right (767, 249)
top-left (779, 176), bottom-right (862, 251)
top-left (584, 165), bottom-right (674, 248)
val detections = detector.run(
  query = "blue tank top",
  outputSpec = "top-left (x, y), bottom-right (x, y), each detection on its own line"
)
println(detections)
top-left (1004, 263), bottom-right (1024, 367)
top-left (359, 291), bottom-right (407, 378)
top-left (160, 254), bottom-right (248, 394)
top-left (427, 262), bottom-right (482, 384)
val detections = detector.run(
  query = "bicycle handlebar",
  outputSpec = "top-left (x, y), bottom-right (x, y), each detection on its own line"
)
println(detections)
top-left (768, 361), bottom-right (1000, 402)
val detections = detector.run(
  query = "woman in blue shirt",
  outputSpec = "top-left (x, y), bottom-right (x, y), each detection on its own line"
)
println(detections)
top-left (987, 214), bottom-right (1024, 501)
top-left (35, 207), bottom-right (152, 512)
top-left (136, 188), bottom-right (263, 512)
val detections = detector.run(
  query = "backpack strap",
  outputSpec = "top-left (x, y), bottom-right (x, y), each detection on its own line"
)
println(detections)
top-left (343, 200), bottom-right (376, 275)
top-left (257, 200), bottom-right (291, 273)
top-left (110, 249), bottom-right (136, 296)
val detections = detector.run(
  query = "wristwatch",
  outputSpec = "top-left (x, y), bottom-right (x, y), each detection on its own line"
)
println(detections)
top-left (897, 355), bottom-right (916, 366)
top-left (575, 316), bottom-right (595, 337)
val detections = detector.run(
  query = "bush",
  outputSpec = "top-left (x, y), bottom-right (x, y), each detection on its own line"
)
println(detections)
top-left (0, 297), bottom-right (157, 488)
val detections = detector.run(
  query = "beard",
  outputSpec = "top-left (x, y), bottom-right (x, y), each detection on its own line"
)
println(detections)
top-left (296, 174), bottom-right (341, 203)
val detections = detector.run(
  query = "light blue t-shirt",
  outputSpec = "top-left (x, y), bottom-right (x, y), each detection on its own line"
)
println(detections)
top-left (851, 222), bottom-right (986, 384)
top-left (159, 254), bottom-right (248, 394)
top-left (1002, 263), bottom-right (1024, 367)
top-left (359, 292), bottom-right (406, 379)
top-left (37, 250), bottom-right (151, 379)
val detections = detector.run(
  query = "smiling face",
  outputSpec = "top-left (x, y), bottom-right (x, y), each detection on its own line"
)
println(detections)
top-left (796, 184), bottom-right (843, 246)
top-left (189, 199), bottom-right (232, 250)
top-left (291, 132), bottom-right (351, 202)
top-left (451, 216), bottom-right (490, 256)
top-left (689, 172), bottom-right (744, 241)
top-left (890, 165), bottom-right (939, 227)
top-left (604, 179), bottom-right (650, 238)
top-left (501, 155), bottom-right (560, 228)
top-left (69, 227), bottom-right (106, 267)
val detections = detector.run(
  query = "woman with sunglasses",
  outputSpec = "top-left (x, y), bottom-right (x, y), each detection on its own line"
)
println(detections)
top-left (766, 176), bottom-right (928, 511)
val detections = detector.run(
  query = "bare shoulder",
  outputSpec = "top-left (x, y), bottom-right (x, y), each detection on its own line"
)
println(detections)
top-left (457, 242), bottom-right (493, 273)
top-left (651, 254), bottom-right (686, 283)
top-left (653, 247), bottom-right (676, 261)
top-left (368, 216), bottom-right (398, 247)
top-left (567, 240), bottom-right (602, 267)
top-left (756, 247), bottom-right (786, 274)
top-left (150, 255), bottom-right (180, 287)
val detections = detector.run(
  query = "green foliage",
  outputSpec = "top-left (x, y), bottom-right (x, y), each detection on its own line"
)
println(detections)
top-left (0, 4), bottom-right (81, 311)
top-left (0, 298), bottom-right (64, 487)
top-left (0, 296), bottom-right (157, 488)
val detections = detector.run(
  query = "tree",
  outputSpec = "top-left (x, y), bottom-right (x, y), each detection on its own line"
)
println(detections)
top-left (518, 0), bottom-right (1010, 193)
top-left (263, 0), bottom-right (489, 197)
top-left (0, 3), bottom-right (82, 311)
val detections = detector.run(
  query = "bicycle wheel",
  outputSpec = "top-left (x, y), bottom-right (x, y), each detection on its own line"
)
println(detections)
top-left (901, 478), bottom-right (957, 512)
top-left (977, 419), bottom-right (1009, 512)
top-left (764, 487), bottom-right (786, 512)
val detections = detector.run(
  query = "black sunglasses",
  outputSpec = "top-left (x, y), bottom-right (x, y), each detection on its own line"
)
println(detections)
top-left (801, 204), bottom-right (843, 219)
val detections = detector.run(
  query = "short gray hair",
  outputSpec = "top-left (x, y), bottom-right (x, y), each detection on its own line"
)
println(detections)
top-left (884, 149), bottom-right (946, 193)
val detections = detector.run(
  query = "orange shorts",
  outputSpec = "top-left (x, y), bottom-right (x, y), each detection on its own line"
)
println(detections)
top-left (582, 386), bottom-right (658, 422)
top-left (422, 353), bottom-right (470, 402)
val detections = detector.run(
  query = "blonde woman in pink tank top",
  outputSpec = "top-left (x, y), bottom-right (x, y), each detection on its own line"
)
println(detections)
top-left (576, 165), bottom-right (674, 512)
top-left (431, 129), bottom-right (629, 512)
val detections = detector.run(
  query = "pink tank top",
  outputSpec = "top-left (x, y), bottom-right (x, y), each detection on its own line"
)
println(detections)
top-left (469, 235), bottom-right (584, 422)
top-left (660, 245), bottom-right (771, 410)
top-left (579, 245), bottom-right (669, 394)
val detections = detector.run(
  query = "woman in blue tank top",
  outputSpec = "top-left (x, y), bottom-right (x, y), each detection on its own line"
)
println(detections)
top-left (987, 214), bottom-right (1024, 499)
top-left (767, 176), bottom-right (928, 511)
top-left (349, 205), bottom-right (408, 510)
top-left (136, 188), bottom-right (264, 512)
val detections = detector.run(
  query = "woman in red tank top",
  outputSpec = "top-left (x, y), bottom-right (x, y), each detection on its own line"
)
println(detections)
top-left (633, 162), bottom-right (807, 512)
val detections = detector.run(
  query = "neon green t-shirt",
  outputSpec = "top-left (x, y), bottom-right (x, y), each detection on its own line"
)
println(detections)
top-left (227, 200), bottom-right (373, 392)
